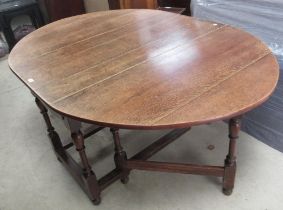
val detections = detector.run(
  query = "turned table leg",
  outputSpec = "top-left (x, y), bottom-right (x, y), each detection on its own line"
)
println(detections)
top-left (35, 98), bottom-right (65, 157)
top-left (223, 118), bottom-right (241, 195)
top-left (70, 127), bottom-right (101, 205)
top-left (110, 128), bottom-right (129, 184)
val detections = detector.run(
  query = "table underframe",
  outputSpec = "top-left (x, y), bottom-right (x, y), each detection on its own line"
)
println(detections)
top-left (35, 97), bottom-right (240, 205)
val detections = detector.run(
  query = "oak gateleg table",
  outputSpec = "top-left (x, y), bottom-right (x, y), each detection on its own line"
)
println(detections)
top-left (8, 9), bottom-right (279, 205)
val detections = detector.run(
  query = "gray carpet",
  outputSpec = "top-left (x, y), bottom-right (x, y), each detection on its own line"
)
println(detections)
top-left (1, 56), bottom-right (283, 210)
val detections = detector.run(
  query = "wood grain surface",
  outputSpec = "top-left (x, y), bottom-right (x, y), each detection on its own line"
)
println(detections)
top-left (9, 9), bottom-right (279, 129)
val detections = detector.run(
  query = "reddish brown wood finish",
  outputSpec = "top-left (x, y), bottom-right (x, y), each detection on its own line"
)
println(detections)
top-left (223, 118), bottom-right (241, 195)
top-left (8, 10), bottom-right (279, 130)
top-left (131, 127), bottom-right (191, 160)
top-left (34, 96), bottom-right (191, 204)
top-left (9, 10), bottom-right (279, 205)
top-left (110, 128), bottom-right (129, 183)
top-left (71, 130), bottom-right (101, 204)
top-left (126, 160), bottom-right (224, 177)
top-left (119, 0), bottom-right (158, 9)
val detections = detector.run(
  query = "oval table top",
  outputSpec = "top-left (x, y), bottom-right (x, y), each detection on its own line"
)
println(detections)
top-left (9, 9), bottom-right (279, 129)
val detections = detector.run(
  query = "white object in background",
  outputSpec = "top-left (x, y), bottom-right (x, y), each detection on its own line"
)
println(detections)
top-left (84, 0), bottom-right (110, 12)
top-left (0, 36), bottom-right (9, 58)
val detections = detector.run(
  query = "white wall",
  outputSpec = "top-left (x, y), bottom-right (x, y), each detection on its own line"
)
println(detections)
top-left (84, 0), bottom-right (110, 12)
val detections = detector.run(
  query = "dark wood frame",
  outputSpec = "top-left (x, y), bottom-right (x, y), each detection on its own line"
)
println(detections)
top-left (43, 0), bottom-right (85, 22)
top-left (108, 0), bottom-right (121, 9)
top-left (108, 0), bottom-right (191, 15)
top-left (35, 96), bottom-right (241, 205)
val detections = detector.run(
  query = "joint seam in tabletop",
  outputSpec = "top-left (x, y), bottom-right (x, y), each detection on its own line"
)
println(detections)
top-left (39, 14), bottom-right (181, 58)
top-left (19, 10), bottom-right (174, 59)
top-left (150, 51), bottom-right (272, 126)
top-left (51, 25), bottom-right (227, 104)
top-left (25, 16), bottom-right (222, 91)
top-left (10, 23), bottom-right (225, 104)
top-left (11, 17), bottom-right (226, 96)
top-left (43, 22), bottom-right (224, 89)
top-left (11, 15), bottom-right (204, 88)
top-left (13, 10), bottom-right (137, 57)
top-left (39, 25), bottom-right (226, 90)
top-left (39, 13), bottom-right (174, 57)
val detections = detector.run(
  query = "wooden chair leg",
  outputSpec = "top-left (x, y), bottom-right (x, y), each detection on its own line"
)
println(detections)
top-left (71, 130), bottom-right (101, 205)
top-left (223, 118), bottom-right (241, 195)
top-left (110, 128), bottom-right (130, 184)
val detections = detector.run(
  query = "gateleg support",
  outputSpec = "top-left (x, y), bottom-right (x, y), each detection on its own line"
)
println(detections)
top-left (110, 128), bottom-right (130, 184)
top-left (223, 117), bottom-right (241, 195)
top-left (68, 119), bottom-right (101, 204)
